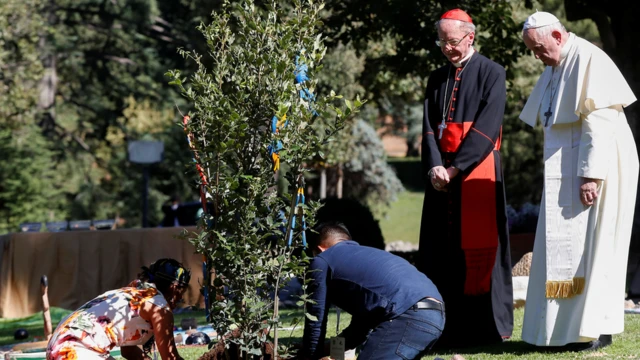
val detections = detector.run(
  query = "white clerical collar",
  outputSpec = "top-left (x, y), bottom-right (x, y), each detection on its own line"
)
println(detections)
top-left (453, 48), bottom-right (475, 68)
top-left (555, 33), bottom-right (574, 69)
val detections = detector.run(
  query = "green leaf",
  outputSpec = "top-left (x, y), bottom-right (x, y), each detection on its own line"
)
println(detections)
top-left (354, 95), bottom-right (362, 108)
top-left (305, 312), bottom-right (318, 322)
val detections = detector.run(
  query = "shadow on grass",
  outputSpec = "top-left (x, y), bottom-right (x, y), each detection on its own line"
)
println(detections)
top-left (429, 340), bottom-right (551, 356)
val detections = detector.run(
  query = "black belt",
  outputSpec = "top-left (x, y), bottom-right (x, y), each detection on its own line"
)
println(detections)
top-left (411, 297), bottom-right (445, 312)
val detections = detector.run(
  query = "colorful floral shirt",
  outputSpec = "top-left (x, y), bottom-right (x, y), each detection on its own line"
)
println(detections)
top-left (47, 280), bottom-right (169, 359)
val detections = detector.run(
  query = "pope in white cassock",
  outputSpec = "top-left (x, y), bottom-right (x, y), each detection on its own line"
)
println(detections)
top-left (519, 11), bottom-right (639, 350)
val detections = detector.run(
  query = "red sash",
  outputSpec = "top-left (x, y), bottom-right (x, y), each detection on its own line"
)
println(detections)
top-left (440, 122), bottom-right (500, 296)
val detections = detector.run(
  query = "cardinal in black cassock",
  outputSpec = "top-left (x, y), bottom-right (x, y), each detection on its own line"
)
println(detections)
top-left (418, 8), bottom-right (513, 348)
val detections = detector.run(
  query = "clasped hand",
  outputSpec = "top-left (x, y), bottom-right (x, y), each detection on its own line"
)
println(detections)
top-left (429, 166), bottom-right (460, 192)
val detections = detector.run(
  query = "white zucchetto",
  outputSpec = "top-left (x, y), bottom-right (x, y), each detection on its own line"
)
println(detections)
top-left (523, 11), bottom-right (560, 30)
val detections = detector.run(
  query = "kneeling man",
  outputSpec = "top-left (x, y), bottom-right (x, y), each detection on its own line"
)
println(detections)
top-left (299, 222), bottom-right (445, 360)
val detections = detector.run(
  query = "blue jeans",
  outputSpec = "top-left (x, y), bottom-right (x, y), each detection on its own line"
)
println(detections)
top-left (357, 306), bottom-right (445, 360)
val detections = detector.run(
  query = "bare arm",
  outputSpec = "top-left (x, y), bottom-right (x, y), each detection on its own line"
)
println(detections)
top-left (139, 301), bottom-right (183, 360)
top-left (120, 345), bottom-right (150, 360)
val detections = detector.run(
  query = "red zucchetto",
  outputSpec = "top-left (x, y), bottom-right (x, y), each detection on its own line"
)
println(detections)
top-left (440, 9), bottom-right (473, 24)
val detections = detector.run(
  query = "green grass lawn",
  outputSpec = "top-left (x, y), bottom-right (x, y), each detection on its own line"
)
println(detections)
top-left (3, 307), bottom-right (639, 359)
top-left (0, 307), bottom-right (71, 346)
top-left (137, 308), bottom-right (640, 359)
top-left (377, 190), bottom-right (424, 245)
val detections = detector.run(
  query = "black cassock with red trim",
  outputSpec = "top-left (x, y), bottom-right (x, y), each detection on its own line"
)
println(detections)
top-left (418, 51), bottom-right (513, 347)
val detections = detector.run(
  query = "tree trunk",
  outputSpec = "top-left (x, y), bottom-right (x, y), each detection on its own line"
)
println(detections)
top-left (336, 164), bottom-right (343, 199)
top-left (320, 168), bottom-right (327, 199)
top-left (38, 0), bottom-right (57, 133)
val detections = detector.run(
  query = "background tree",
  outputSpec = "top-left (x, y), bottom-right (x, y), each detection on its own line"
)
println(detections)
top-left (44, 0), bottom-right (206, 223)
top-left (0, 0), bottom-right (64, 232)
top-left (311, 42), bottom-right (404, 209)
top-left (323, 0), bottom-right (523, 100)
top-left (0, 0), bottom-right (222, 231)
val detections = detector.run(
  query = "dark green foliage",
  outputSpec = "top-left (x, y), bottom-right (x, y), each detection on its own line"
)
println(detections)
top-left (0, 126), bottom-right (63, 233)
top-left (0, 0), bottom-right (216, 231)
top-left (324, 0), bottom-right (526, 99)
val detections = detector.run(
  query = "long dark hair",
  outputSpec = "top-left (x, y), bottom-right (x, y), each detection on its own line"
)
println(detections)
top-left (138, 258), bottom-right (191, 295)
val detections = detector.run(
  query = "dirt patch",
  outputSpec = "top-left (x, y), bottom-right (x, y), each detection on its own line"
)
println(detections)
top-left (197, 328), bottom-right (277, 360)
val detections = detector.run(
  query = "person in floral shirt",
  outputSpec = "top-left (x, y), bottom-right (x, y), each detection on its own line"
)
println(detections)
top-left (47, 258), bottom-right (191, 360)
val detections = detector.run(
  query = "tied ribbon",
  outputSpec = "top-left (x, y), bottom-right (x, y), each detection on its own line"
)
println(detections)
top-left (182, 114), bottom-right (210, 320)
top-left (182, 115), bottom-right (209, 188)
top-left (268, 51), bottom-right (319, 172)
top-left (268, 114), bottom-right (287, 171)
top-left (288, 178), bottom-right (308, 248)
top-left (294, 55), bottom-right (319, 116)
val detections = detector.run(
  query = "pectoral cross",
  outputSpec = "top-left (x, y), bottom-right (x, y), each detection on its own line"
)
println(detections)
top-left (544, 106), bottom-right (552, 127)
top-left (438, 118), bottom-right (447, 139)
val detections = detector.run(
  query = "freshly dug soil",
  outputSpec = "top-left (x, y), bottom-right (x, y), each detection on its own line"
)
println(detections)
top-left (197, 329), bottom-right (276, 360)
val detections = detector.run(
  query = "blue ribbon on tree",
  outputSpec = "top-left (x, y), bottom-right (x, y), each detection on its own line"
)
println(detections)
top-left (268, 52), bottom-right (320, 172)
top-left (294, 54), bottom-right (318, 116)
top-left (267, 53), bottom-right (317, 248)
top-left (288, 179), bottom-right (307, 248)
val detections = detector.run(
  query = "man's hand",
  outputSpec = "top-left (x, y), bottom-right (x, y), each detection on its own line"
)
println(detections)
top-left (429, 166), bottom-right (450, 191)
top-left (446, 166), bottom-right (460, 180)
top-left (580, 177), bottom-right (602, 206)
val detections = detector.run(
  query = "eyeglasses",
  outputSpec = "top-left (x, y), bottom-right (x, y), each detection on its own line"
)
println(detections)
top-left (436, 32), bottom-right (471, 48)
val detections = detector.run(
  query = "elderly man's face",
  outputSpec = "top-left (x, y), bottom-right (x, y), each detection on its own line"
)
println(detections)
top-left (437, 20), bottom-right (474, 64)
top-left (523, 28), bottom-right (563, 66)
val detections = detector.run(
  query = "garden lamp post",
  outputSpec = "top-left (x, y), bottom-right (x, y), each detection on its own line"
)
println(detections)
top-left (127, 140), bottom-right (164, 228)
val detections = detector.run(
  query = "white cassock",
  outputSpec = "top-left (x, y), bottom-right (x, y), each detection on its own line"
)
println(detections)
top-left (519, 33), bottom-right (639, 346)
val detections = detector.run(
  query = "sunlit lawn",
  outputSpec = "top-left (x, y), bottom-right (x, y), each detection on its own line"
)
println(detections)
top-left (3, 308), bottom-right (640, 359)
top-left (170, 308), bottom-right (640, 360)
top-left (377, 190), bottom-right (424, 245)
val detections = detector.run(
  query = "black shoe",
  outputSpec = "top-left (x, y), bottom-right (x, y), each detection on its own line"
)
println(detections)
top-left (539, 334), bottom-right (612, 353)
top-left (598, 334), bottom-right (612, 348)
top-left (573, 334), bottom-right (612, 352)
top-left (562, 341), bottom-right (594, 352)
